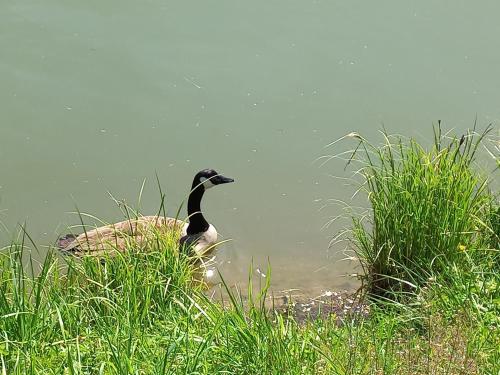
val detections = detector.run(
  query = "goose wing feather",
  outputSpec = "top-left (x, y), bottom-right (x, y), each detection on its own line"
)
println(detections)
top-left (61, 215), bottom-right (185, 256)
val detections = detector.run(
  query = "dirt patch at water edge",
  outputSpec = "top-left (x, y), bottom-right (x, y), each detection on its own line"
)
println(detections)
top-left (209, 285), bottom-right (369, 324)
top-left (270, 289), bottom-right (369, 324)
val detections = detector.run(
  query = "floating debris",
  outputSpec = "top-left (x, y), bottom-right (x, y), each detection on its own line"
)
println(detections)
top-left (255, 268), bottom-right (266, 278)
top-left (205, 269), bottom-right (215, 278)
top-left (276, 290), bottom-right (369, 325)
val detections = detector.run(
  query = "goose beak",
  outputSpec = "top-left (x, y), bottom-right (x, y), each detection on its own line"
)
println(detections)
top-left (218, 175), bottom-right (234, 184)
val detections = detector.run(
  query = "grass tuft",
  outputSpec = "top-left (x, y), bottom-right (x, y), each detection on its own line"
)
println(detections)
top-left (347, 125), bottom-right (498, 299)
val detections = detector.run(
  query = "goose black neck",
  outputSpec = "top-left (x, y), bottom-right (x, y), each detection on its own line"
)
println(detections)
top-left (187, 183), bottom-right (209, 234)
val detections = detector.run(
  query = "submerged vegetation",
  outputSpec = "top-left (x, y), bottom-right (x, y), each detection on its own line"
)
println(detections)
top-left (1, 126), bottom-right (499, 374)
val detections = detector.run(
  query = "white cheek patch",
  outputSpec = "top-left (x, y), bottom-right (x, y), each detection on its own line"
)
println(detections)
top-left (200, 177), bottom-right (215, 189)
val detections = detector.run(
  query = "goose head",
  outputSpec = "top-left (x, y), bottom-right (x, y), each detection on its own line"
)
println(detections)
top-left (192, 168), bottom-right (235, 191)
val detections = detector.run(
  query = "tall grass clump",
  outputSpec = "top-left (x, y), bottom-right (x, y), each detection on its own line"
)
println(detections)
top-left (0, 229), bottom-right (199, 373)
top-left (347, 124), bottom-right (498, 297)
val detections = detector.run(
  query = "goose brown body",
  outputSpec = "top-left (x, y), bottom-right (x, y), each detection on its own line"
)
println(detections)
top-left (58, 215), bottom-right (185, 257)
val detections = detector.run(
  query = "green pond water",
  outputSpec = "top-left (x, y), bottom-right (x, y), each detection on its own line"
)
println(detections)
top-left (1, 1), bottom-right (499, 295)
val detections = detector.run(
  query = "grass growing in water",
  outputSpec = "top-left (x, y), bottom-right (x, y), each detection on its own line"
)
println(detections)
top-left (0, 126), bottom-right (498, 373)
top-left (347, 125), bottom-right (498, 297)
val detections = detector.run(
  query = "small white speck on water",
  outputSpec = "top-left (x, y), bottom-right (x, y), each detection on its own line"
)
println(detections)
top-left (251, 149), bottom-right (257, 152)
top-left (300, 92), bottom-right (304, 96)
top-left (195, 122), bottom-right (200, 127)
top-left (169, 163), bottom-right (174, 167)
top-left (100, 129), bottom-right (106, 133)
top-left (247, 159), bottom-right (251, 162)
top-left (232, 207), bottom-right (238, 210)
top-left (184, 76), bottom-right (203, 89)
top-left (281, 193), bottom-right (287, 197)
top-left (247, 92), bottom-right (251, 96)
top-left (66, 107), bottom-right (72, 110)
top-left (312, 90), bottom-right (317, 95)
top-left (201, 105), bottom-right (205, 109)
top-left (312, 129), bottom-right (318, 133)
top-left (314, 181), bottom-right (319, 185)
top-left (227, 260), bottom-right (231, 264)
top-left (253, 103), bottom-right (257, 106)
top-left (206, 269), bottom-right (215, 278)
top-left (349, 61), bottom-right (355, 65)
top-left (363, 44), bottom-right (368, 49)
top-left (225, 134), bottom-right (229, 137)
top-left (186, 159), bottom-right (190, 163)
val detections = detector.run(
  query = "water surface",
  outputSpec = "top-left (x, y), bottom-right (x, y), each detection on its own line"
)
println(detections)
top-left (1, 1), bottom-right (499, 294)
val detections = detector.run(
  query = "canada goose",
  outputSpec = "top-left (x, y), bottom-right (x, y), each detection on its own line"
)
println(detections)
top-left (57, 169), bottom-right (234, 256)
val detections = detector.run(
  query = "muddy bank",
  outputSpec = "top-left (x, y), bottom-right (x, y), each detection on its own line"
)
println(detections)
top-left (209, 286), bottom-right (370, 324)
top-left (272, 289), bottom-right (369, 324)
